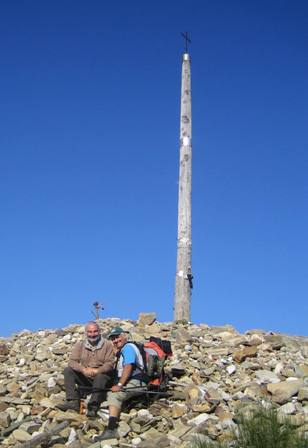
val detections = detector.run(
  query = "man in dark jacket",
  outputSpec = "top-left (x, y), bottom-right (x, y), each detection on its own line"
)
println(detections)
top-left (57, 321), bottom-right (114, 417)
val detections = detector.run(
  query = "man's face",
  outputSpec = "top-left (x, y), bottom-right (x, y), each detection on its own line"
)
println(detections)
top-left (110, 334), bottom-right (126, 351)
top-left (86, 323), bottom-right (100, 344)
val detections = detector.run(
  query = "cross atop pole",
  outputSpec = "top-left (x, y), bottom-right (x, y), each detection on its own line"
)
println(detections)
top-left (181, 32), bottom-right (191, 53)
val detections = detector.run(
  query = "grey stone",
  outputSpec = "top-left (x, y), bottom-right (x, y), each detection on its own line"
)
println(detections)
top-left (255, 370), bottom-right (280, 384)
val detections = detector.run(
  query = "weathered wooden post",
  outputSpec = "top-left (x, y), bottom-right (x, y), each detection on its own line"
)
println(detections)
top-left (174, 34), bottom-right (193, 322)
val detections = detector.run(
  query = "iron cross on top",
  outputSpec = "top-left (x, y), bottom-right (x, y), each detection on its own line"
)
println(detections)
top-left (181, 32), bottom-right (191, 53)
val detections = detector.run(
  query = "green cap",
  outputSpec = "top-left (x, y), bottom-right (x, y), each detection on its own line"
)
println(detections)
top-left (108, 326), bottom-right (126, 339)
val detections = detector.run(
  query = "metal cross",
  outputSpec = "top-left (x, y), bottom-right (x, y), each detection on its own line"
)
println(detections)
top-left (181, 32), bottom-right (191, 53)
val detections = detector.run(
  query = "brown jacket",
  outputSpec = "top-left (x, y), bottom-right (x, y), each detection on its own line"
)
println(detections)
top-left (68, 337), bottom-right (114, 374)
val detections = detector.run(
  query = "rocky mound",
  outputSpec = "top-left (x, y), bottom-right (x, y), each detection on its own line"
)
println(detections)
top-left (0, 314), bottom-right (307, 447)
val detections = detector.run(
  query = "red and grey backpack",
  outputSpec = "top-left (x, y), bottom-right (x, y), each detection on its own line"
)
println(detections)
top-left (127, 336), bottom-right (172, 386)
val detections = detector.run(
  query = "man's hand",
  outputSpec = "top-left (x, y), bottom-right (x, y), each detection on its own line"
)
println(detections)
top-left (111, 364), bottom-right (132, 393)
top-left (111, 384), bottom-right (123, 392)
top-left (83, 367), bottom-right (98, 378)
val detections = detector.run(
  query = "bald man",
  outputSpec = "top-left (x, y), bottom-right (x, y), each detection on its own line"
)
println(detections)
top-left (57, 321), bottom-right (114, 417)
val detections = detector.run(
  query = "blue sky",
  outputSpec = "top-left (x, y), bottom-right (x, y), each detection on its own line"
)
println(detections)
top-left (1, 1), bottom-right (307, 337)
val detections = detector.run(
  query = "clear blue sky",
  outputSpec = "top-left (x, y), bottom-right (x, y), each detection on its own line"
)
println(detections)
top-left (1, 1), bottom-right (307, 337)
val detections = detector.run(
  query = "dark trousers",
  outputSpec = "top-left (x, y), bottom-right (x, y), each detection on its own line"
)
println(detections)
top-left (64, 366), bottom-right (111, 407)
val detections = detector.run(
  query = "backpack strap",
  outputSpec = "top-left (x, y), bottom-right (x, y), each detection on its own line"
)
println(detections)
top-left (122, 342), bottom-right (148, 383)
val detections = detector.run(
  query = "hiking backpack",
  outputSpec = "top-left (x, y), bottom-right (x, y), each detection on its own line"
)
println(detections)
top-left (128, 336), bottom-right (172, 386)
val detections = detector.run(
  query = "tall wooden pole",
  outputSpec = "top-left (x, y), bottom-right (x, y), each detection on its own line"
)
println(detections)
top-left (174, 49), bottom-right (193, 322)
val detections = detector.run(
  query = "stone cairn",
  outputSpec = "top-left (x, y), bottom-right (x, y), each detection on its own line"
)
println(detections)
top-left (0, 313), bottom-right (307, 447)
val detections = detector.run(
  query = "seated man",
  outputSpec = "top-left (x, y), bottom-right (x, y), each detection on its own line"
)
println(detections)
top-left (95, 326), bottom-right (147, 441)
top-left (57, 321), bottom-right (114, 417)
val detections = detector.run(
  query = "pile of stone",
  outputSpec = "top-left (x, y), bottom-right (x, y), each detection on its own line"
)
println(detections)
top-left (0, 313), bottom-right (307, 447)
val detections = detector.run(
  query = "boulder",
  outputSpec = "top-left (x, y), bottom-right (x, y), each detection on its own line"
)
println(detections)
top-left (138, 313), bottom-right (157, 326)
top-left (267, 379), bottom-right (303, 404)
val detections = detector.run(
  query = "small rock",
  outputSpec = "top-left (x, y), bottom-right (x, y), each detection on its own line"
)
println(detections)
top-left (298, 387), bottom-right (308, 401)
top-left (233, 346), bottom-right (258, 363)
top-left (7, 382), bottom-right (20, 394)
top-left (188, 413), bottom-right (210, 426)
top-left (255, 370), bottom-right (280, 384)
top-left (247, 334), bottom-right (264, 346)
top-left (274, 362), bottom-right (284, 375)
top-left (119, 420), bottom-right (131, 437)
top-left (226, 365), bottom-right (236, 375)
top-left (264, 334), bottom-right (285, 350)
top-left (67, 427), bottom-right (77, 443)
top-left (0, 411), bottom-right (11, 428)
top-left (206, 387), bottom-right (223, 403)
top-left (40, 397), bottom-right (56, 408)
top-left (278, 402), bottom-right (297, 415)
top-left (287, 413), bottom-right (305, 426)
top-left (0, 344), bottom-right (9, 356)
top-left (12, 428), bottom-right (32, 442)
top-left (35, 350), bottom-right (49, 361)
top-left (47, 377), bottom-right (57, 388)
top-left (185, 385), bottom-right (205, 405)
top-left (296, 364), bottom-right (308, 377)
top-left (171, 403), bottom-right (187, 418)
top-left (138, 313), bottom-right (157, 326)
top-left (169, 422), bottom-right (191, 438)
top-left (0, 385), bottom-right (7, 396)
top-left (192, 402), bottom-right (213, 413)
top-left (216, 331), bottom-right (235, 341)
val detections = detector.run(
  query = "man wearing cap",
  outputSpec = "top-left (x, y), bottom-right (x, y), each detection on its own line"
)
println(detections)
top-left (95, 326), bottom-right (147, 441)
top-left (57, 321), bottom-right (114, 417)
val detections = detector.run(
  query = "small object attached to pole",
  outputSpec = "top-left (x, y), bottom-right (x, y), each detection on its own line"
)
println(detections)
top-left (181, 31), bottom-right (191, 53)
top-left (187, 270), bottom-right (194, 289)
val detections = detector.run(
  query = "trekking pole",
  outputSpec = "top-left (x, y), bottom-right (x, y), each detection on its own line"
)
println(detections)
top-left (78, 385), bottom-right (171, 395)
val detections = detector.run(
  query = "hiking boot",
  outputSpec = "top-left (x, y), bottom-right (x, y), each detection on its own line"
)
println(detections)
top-left (86, 405), bottom-right (99, 418)
top-left (94, 428), bottom-right (119, 441)
top-left (56, 400), bottom-right (80, 412)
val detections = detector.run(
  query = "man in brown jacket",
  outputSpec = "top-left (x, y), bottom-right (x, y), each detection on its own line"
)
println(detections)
top-left (57, 321), bottom-right (114, 417)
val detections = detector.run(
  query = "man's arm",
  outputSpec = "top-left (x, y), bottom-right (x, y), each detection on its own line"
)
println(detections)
top-left (68, 342), bottom-right (84, 373)
top-left (96, 341), bottom-right (115, 374)
top-left (111, 364), bottom-right (133, 392)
